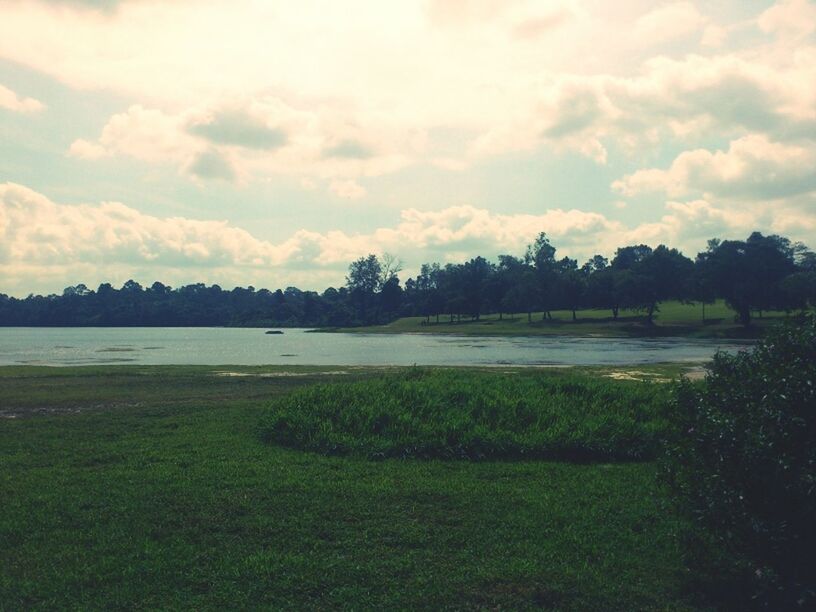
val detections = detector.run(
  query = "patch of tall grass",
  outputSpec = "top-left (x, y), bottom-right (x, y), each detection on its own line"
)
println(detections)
top-left (259, 368), bottom-right (669, 461)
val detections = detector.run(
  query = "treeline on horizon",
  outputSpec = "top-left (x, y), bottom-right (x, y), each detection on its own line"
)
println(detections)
top-left (1, 231), bottom-right (815, 328)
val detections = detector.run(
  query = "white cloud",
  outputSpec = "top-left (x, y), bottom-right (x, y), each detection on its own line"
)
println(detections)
top-left (0, 82), bottom-right (44, 113)
top-left (612, 134), bottom-right (816, 199)
top-left (68, 138), bottom-right (108, 159)
top-left (2, 181), bottom-right (815, 296)
top-left (68, 99), bottom-right (418, 182)
top-left (1, 0), bottom-right (806, 176)
top-left (630, 199), bottom-right (759, 245)
top-left (633, 2), bottom-right (705, 47)
top-left (758, 0), bottom-right (816, 38)
top-left (329, 179), bottom-right (367, 200)
top-left (700, 24), bottom-right (727, 48)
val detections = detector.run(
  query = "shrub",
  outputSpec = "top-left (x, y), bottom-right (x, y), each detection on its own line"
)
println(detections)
top-left (661, 318), bottom-right (816, 609)
top-left (259, 368), bottom-right (668, 462)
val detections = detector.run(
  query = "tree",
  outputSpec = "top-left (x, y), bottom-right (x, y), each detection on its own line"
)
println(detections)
top-left (379, 276), bottom-right (403, 320)
top-left (526, 232), bottom-right (558, 318)
top-left (699, 233), bottom-right (796, 327)
top-left (460, 256), bottom-right (493, 320)
top-left (346, 254), bottom-right (382, 324)
top-left (485, 255), bottom-right (520, 320)
top-left (554, 257), bottom-right (586, 321)
top-left (502, 269), bottom-right (538, 323)
top-left (636, 245), bottom-right (694, 323)
top-left (612, 244), bottom-right (693, 324)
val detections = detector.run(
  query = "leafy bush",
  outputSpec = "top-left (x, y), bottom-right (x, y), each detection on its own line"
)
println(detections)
top-left (259, 369), bottom-right (667, 461)
top-left (661, 318), bottom-right (816, 609)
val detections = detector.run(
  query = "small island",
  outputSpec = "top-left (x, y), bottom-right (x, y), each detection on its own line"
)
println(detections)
top-left (265, 330), bottom-right (284, 335)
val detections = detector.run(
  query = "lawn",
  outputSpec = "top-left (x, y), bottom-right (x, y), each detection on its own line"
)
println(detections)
top-left (0, 366), bottom-right (702, 610)
top-left (324, 299), bottom-right (794, 338)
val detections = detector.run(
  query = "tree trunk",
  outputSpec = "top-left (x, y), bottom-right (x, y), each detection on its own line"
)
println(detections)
top-left (612, 306), bottom-right (619, 320)
top-left (646, 303), bottom-right (656, 324)
top-left (527, 311), bottom-right (532, 323)
top-left (499, 311), bottom-right (503, 321)
top-left (572, 309), bottom-right (577, 321)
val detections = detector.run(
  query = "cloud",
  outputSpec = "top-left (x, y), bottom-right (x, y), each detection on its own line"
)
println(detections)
top-left (612, 134), bottom-right (816, 200)
top-left (701, 24), bottom-right (727, 48)
top-left (323, 139), bottom-right (374, 160)
top-left (69, 99), bottom-right (419, 182)
top-left (511, 8), bottom-right (574, 39)
top-left (758, 0), bottom-right (816, 38)
top-left (69, 105), bottom-right (193, 165)
top-left (0, 83), bottom-right (45, 113)
top-left (31, 0), bottom-right (124, 10)
top-left (6, 0), bottom-right (812, 176)
top-left (626, 200), bottom-right (761, 247)
top-left (186, 149), bottom-right (237, 181)
top-left (0, 181), bottom-right (628, 280)
top-left (633, 2), bottom-right (705, 47)
top-left (329, 179), bottom-right (367, 200)
top-left (471, 44), bottom-right (816, 164)
top-left (424, 0), bottom-right (520, 27)
top-left (68, 138), bottom-right (108, 159)
top-left (187, 108), bottom-right (288, 150)
top-left (3, 181), bottom-right (815, 296)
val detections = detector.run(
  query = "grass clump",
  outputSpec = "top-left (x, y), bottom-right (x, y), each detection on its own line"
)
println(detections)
top-left (259, 368), bottom-right (669, 461)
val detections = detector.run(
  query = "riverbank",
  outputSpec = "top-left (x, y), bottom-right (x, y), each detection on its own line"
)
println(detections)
top-left (1, 365), bottom-right (701, 609)
top-left (316, 300), bottom-right (792, 338)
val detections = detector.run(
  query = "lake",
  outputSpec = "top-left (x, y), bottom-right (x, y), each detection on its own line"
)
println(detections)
top-left (0, 327), bottom-right (752, 367)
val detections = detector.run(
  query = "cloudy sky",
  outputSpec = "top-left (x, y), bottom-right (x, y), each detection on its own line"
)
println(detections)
top-left (1, 0), bottom-right (815, 296)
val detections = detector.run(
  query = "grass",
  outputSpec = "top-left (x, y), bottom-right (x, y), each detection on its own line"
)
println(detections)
top-left (260, 368), bottom-right (670, 461)
top-left (0, 365), bottom-right (702, 610)
top-left (322, 299), bottom-right (795, 338)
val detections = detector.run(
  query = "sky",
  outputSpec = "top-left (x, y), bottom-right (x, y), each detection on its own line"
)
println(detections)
top-left (0, 0), bottom-right (815, 296)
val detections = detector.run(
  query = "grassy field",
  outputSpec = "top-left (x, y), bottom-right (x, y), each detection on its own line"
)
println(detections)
top-left (1, 365), bottom-right (703, 610)
top-left (323, 300), bottom-right (794, 338)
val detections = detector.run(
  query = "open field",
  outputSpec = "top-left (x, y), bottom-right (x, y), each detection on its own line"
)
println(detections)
top-left (322, 300), bottom-right (796, 338)
top-left (0, 365), bottom-right (704, 610)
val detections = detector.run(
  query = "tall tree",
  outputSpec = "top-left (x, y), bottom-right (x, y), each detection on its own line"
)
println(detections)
top-left (346, 254), bottom-right (382, 324)
top-left (699, 233), bottom-right (796, 327)
top-left (526, 232), bottom-right (558, 319)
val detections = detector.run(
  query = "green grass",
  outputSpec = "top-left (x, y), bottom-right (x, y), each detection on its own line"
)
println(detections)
top-left (323, 299), bottom-right (794, 338)
top-left (260, 368), bottom-right (669, 461)
top-left (0, 366), bottom-right (702, 610)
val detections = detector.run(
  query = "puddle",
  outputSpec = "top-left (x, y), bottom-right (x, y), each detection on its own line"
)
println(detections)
top-left (213, 370), bottom-right (349, 378)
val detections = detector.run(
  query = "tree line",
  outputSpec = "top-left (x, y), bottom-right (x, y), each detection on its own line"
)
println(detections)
top-left (1, 232), bottom-right (814, 328)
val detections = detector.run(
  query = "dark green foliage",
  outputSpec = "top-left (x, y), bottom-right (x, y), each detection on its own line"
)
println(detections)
top-left (260, 369), bottom-right (668, 461)
top-left (661, 318), bottom-right (816, 609)
top-left (697, 233), bottom-right (797, 326)
top-left (2, 232), bottom-right (813, 330)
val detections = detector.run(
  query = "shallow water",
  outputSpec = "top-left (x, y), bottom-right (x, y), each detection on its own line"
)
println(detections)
top-left (0, 327), bottom-right (752, 367)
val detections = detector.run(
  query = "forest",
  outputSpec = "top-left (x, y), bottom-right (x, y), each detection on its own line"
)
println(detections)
top-left (1, 231), bottom-right (814, 328)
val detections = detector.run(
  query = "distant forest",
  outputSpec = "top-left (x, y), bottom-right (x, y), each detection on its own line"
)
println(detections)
top-left (1, 232), bottom-right (814, 328)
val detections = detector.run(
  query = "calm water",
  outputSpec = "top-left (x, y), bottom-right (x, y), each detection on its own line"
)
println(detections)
top-left (0, 327), bottom-right (752, 367)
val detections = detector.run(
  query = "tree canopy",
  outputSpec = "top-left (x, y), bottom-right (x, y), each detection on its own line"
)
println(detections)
top-left (1, 233), bottom-right (813, 328)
